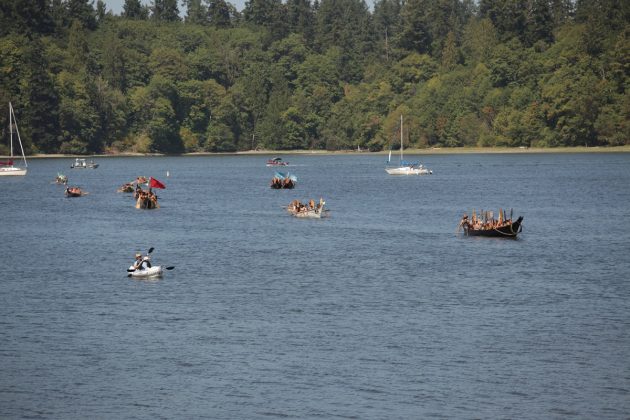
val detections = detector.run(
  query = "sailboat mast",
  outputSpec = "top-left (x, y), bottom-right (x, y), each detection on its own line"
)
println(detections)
top-left (400, 114), bottom-right (403, 162)
top-left (9, 102), bottom-right (13, 158)
top-left (9, 102), bottom-right (27, 167)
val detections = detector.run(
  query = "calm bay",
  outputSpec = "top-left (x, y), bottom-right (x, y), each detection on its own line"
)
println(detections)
top-left (1, 152), bottom-right (629, 418)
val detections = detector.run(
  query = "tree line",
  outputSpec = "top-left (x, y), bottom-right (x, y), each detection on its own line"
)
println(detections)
top-left (0, 0), bottom-right (628, 154)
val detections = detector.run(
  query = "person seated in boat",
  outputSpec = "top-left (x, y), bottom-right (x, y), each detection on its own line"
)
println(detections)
top-left (133, 252), bottom-right (152, 270)
top-left (309, 199), bottom-right (315, 209)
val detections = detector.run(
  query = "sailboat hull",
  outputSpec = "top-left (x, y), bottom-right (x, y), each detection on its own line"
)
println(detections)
top-left (0, 167), bottom-right (27, 176)
top-left (385, 167), bottom-right (431, 175)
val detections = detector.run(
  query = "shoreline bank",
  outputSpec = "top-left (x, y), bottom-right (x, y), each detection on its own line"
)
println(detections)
top-left (10, 145), bottom-right (630, 159)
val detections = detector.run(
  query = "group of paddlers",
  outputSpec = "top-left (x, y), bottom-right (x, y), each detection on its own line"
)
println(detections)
top-left (135, 187), bottom-right (159, 209)
top-left (55, 173), bottom-right (68, 185)
top-left (457, 208), bottom-right (523, 238)
top-left (54, 173), bottom-right (88, 197)
top-left (287, 198), bottom-right (325, 215)
top-left (117, 176), bottom-right (160, 209)
top-left (270, 175), bottom-right (295, 189)
top-left (64, 186), bottom-right (86, 197)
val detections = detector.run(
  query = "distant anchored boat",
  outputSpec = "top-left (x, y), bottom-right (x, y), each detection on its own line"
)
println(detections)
top-left (267, 157), bottom-right (289, 167)
top-left (458, 209), bottom-right (523, 238)
top-left (385, 115), bottom-right (432, 175)
top-left (0, 102), bottom-right (28, 176)
top-left (71, 158), bottom-right (98, 169)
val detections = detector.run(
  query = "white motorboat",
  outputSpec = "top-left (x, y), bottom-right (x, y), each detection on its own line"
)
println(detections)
top-left (0, 102), bottom-right (28, 176)
top-left (71, 158), bottom-right (99, 169)
top-left (385, 115), bottom-right (432, 175)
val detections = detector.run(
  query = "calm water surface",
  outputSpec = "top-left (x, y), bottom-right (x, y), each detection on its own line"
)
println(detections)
top-left (1, 153), bottom-right (629, 418)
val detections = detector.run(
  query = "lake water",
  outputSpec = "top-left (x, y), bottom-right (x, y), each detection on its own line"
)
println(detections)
top-left (1, 153), bottom-right (629, 418)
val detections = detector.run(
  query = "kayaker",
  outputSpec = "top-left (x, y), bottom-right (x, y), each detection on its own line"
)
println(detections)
top-left (133, 252), bottom-right (152, 270)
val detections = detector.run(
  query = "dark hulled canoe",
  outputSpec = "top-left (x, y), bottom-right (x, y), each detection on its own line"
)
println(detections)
top-left (463, 216), bottom-right (523, 238)
top-left (65, 187), bottom-right (83, 197)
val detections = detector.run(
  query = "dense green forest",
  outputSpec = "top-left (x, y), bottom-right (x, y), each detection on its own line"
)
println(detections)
top-left (0, 0), bottom-right (628, 154)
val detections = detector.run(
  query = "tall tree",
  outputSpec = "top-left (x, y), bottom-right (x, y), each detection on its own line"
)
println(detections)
top-left (522, 0), bottom-right (554, 46)
top-left (123, 0), bottom-right (147, 19)
top-left (152, 0), bottom-right (180, 21)
top-left (373, 0), bottom-right (402, 61)
top-left (184, 0), bottom-right (207, 24)
top-left (243, 0), bottom-right (287, 40)
top-left (207, 0), bottom-right (231, 27)
top-left (287, 0), bottom-right (314, 41)
top-left (21, 38), bottom-right (60, 153)
top-left (66, 0), bottom-right (97, 30)
top-left (397, 0), bottom-right (432, 54)
top-left (479, 0), bottom-right (526, 42)
top-left (0, 0), bottom-right (55, 36)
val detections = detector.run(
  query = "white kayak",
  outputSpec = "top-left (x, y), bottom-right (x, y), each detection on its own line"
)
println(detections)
top-left (128, 265), bottom-right (164, 278)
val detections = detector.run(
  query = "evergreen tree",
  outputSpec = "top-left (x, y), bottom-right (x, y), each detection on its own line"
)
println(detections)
top-left (153, 0), bottom-right (180, 21)
top-left (397, 0), bottom-right (432, 54)
top-left (207, 0), bottom-right (231, 27)
top-left (66, 0), bottom-right (97, 30)
top-left (0, 0), bottom-right (55, 36)
top-left (243, 0), bottom-right (288, 40)
top-left (184, 0), bottom-right (207, 24)
top-left (21, 38), bottom-right (60, 153)
top-left (373, 0), bottom-right (402, 61)
top-left (123, 0), bottom-right (147, 19)
top-left (287, 0), bottom-right (314, 41)
top-left (479, 0), bottom-right (526, 43)
top-left (523, 0), bottom-right (554, 46)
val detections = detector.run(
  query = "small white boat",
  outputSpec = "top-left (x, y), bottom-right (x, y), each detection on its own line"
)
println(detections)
top-left (385, 115), bottom-right (432, 175)
top-left (385, 164), bottom-right (432, 175)
top-left (0, 102), bottom-right (28, 176)
top-left (128, 265), bottom-right (164, 278)
top-left (71, 158), bottom-right (99, 169)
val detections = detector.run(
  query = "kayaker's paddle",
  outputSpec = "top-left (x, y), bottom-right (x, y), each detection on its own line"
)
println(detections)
top-left (165, 266), bottom-right (175, 270)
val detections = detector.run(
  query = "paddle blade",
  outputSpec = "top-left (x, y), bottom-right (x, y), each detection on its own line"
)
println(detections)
top-left (165, 266), bottom-right (175, 270)
top-left (148, 247), bottom-right (154, 254)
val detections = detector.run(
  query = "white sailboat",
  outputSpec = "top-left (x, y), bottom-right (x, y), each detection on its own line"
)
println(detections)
top-left (0, 102), bottom-right (28, 176)
top-left (385, 115), bottom-right (432, 175)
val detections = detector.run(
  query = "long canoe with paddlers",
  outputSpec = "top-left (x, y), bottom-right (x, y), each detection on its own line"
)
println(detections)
top-left (270, 172), bottom-right (297, 189)
top-left (65, 186), bottom-right (88, 197)
top-left (135, 177), bottom-right (165, 209)
top-left (458, 208), bottom-right (523, 238)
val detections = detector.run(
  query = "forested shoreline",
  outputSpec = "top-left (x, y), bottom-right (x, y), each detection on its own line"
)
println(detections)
top-left (0, 0), bottom-right (628, 155)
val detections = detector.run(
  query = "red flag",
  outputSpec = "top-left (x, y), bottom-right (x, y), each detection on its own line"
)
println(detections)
top-left (149, 177), bottom-right (166, 189)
